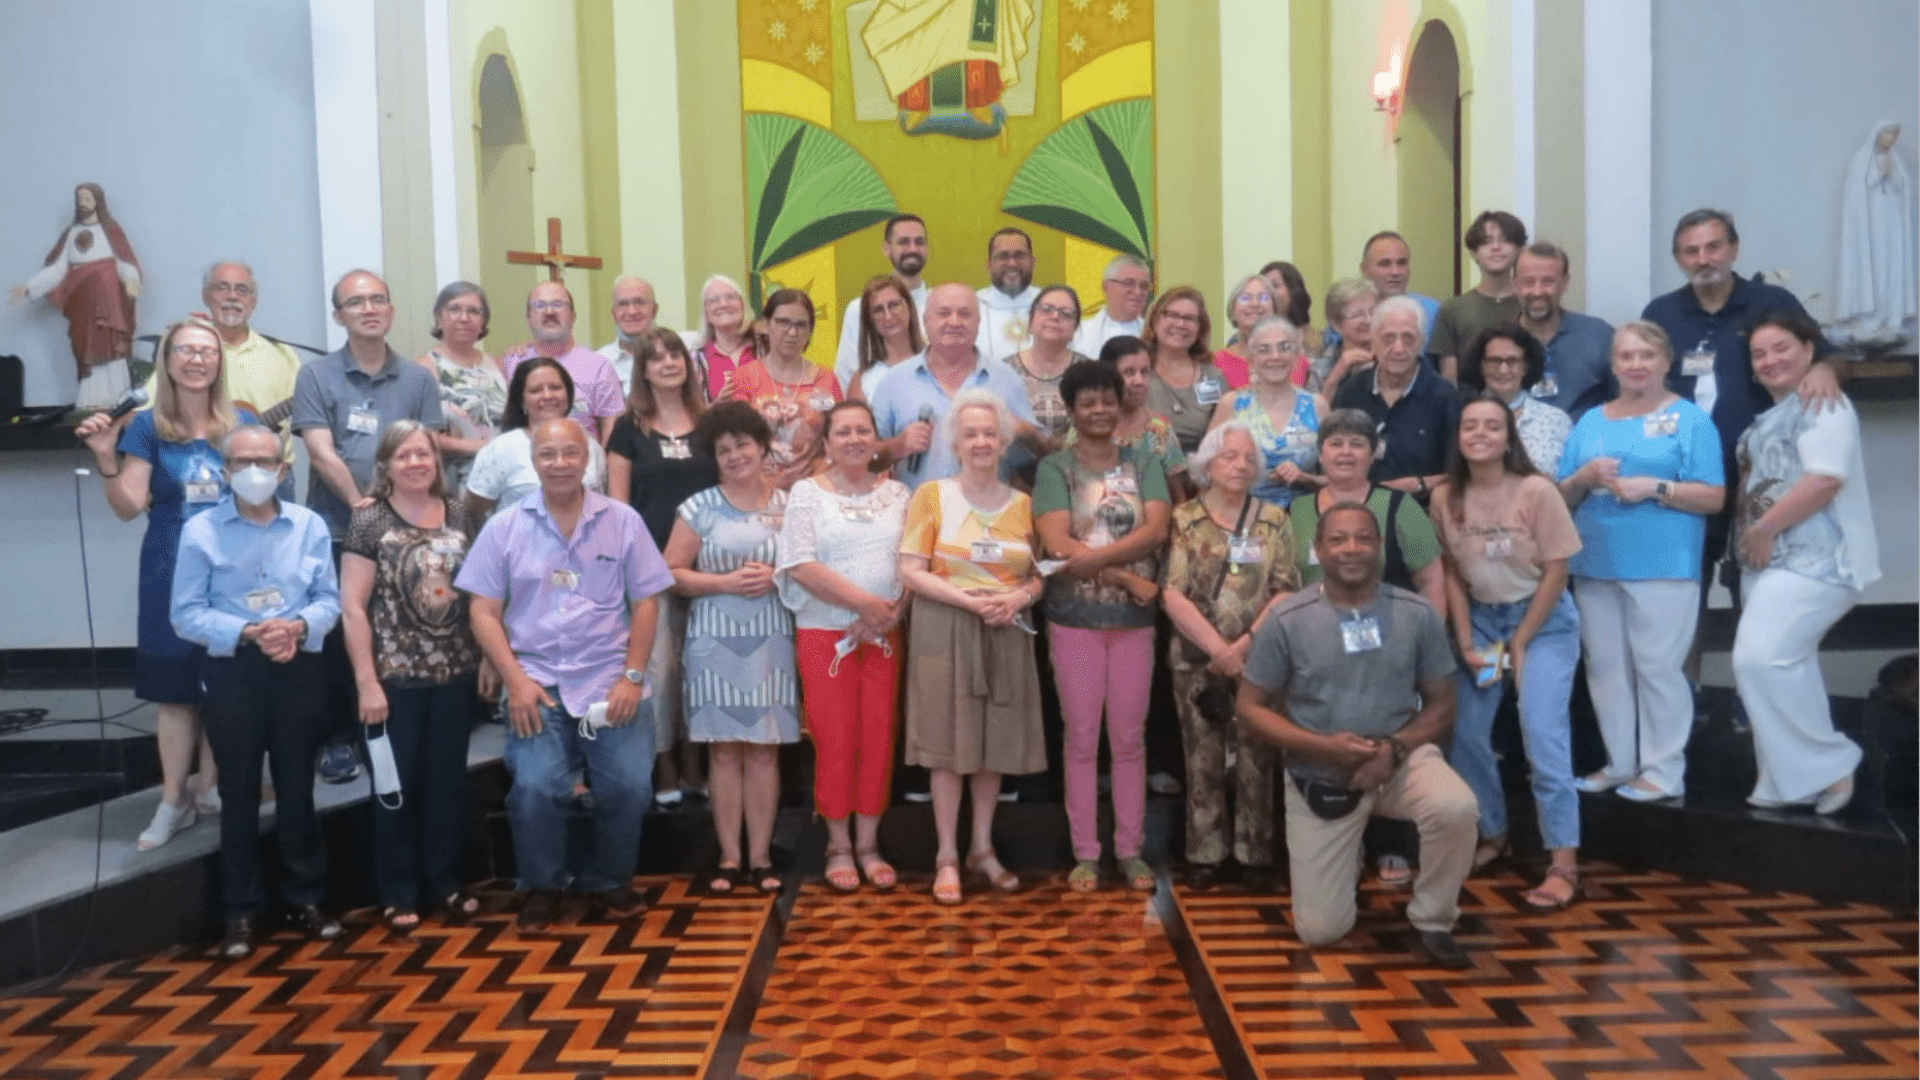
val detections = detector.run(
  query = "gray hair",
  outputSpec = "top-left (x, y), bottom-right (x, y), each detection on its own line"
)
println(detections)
top-left (1227, 273), bottom-right (1278, 330)
top-left (430, 280), bottom-right (490, 340)
top-left (1370, 294), bottom-right (1427, 347)
top-left (699, 274), bottom-right (747, 344)
top-left (1324, 277), bottom-right (1379, 325)
top-left (1188, 421), bottom-right (1256, 490)
top-left (1103, 253), bottom-right (1150, 280)
top-left (220, 423), bottom-right (287, 460)
top-left (201, 260), bottom-right (255, 290)
top-left (1613, 319), bottom-right (1674, 363)
top-left (942, 387), bottom-right (1016, 456)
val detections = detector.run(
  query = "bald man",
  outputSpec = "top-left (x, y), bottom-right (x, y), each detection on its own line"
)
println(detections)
top-left (596, 276), bottom-right (687, 392)
top-left (457, 417), bottom-right (675, 931)
top-left (501, 280), bottom-right (626, 443)
top-left (867, 282), bottom-right (1039, 489)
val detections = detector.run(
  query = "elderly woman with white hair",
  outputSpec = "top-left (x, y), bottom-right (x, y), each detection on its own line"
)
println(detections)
top-left (1331, 293), bottom-right (1460, 500)
top-left (694, 274), bottom-right (756, 401)
top-left (897, 388), bottom-right (1047, 905)
top-left (1308, 277), bottom-right (1381, 398)
top-left (1161, 421), bottom-right (1300, 891)
top-left (1207, 314), bottom-right (1322, 507)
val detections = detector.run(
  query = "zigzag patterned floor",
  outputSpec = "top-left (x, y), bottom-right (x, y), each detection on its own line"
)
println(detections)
top-left (0, 866), bottom-right (1912, 1078)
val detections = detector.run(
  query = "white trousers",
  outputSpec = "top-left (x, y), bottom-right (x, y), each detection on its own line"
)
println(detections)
top-left (1574, 577), bottom-right (1700, 796)
top-left (1733, 569), bottom-right (1862, 805)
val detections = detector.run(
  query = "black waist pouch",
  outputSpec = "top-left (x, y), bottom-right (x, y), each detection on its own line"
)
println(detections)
top-left (1293, 775), bottom-right (1364, 820)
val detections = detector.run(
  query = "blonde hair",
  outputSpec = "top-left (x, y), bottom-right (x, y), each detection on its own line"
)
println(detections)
top-left (365, 420), bottom-right (447, 501)
top-left (1613, 319), bottom-right (1674, 364)
top-left (152, 317), bottom-right (240, 444)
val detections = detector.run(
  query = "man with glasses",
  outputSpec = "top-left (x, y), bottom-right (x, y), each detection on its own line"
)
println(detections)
top-left (976, 227), bottom-right (1041, 362)
top-left (835, 214), bottom-right (931, 393)
top-left (1072, 254), bottom-right (1153, 357)
top-left (291, 268), bottom-right (445, 782)
top-left (142, 262), bottom-right (305, 431)
top-left (502, 280), bottom-right (627, 444)
top-left (596, 276), bottom-right (681, 392)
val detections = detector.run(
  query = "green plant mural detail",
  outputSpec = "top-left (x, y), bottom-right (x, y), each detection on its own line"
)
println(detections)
top-left (1000, 99), bottom-right (1154, 262)
top-left (746, 113), bottom-right (898, 304)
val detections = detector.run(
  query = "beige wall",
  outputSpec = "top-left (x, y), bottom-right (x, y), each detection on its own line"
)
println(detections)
top-left (1532, 0), bottom-right (1586, 310)
top-left (1219, 0), bottom-right (1293, 290)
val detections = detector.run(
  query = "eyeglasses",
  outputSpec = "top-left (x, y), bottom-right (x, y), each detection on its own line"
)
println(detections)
top-left (225, 457), bottom-right (280, 471)
top-left (1106, 277), bottom-right (1152, 292)
top-left (1158, 310), bottom-right (1201, 325)
top-left (704, 294), bottom-right (741, 309)
top-left (1234, 292), bottom-right (1271, 307)
top-left (170, 345), bottom-right (222, 360)
top-left (530, 300), bottom-right (572, 313)
top-left (207, 282), bottom-right (255, 297)
top-left (1034, 302), bottom-right (1078, 320)
top-left (612, 297), bottom-right (656, 311)
top-left (1481, 354), bottom-right (1528, 369)
top-left (871, 298), bottom-right (907, 317)
top-left (770, 316), bottom-right (811, 334)
top-left (441, 303), bottom-right (485, 319)
top-left (1252, 341), bottom-right (1302, 357)
top-left (340, 294), bottom-right (391, 310)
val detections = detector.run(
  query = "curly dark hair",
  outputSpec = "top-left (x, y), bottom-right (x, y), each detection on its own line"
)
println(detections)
top-left (692, 400), bottom-right (772, 461)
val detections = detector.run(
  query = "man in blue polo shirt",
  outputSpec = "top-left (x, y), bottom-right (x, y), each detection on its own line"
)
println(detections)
top-left (1332, 295), bottom-right (1458, 501)
top-left (1516, 242), bottom-right (1614, 419)
top-left (1642, 209), bottom-right (1842, 604)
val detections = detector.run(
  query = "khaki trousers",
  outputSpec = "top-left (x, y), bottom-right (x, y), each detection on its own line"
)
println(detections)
top-left (1282, 743), bottom-right (1478, 945)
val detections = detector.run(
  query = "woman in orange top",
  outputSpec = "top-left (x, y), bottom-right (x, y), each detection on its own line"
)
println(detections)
top-left (728, 288), bottom-right (842, 489)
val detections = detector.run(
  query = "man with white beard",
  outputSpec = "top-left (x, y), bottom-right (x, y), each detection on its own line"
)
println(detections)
top-left (975, 227), bottom-right (1041, 362)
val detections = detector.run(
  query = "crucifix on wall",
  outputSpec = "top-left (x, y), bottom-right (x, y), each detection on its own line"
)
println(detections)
top-left (506, 217), bottom-right (602, 281)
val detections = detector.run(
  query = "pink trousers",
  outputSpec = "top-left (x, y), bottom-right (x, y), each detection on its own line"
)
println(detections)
top-left (1048, 624), bottom-right (1155, 862)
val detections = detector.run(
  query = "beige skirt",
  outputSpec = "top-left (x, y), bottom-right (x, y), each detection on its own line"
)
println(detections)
top-left (903, 596), bottom-right (1047, 776)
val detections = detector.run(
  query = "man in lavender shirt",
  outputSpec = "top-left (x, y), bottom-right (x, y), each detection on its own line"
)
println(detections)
top-left (456, 418), bottom-right (675, 931)
top-left (500, 280), bottom-right (627, 444)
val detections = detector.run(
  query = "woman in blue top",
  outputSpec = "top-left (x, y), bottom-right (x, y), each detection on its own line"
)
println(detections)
top-left (75, 317), bottom-right (258, 850)
top-left (1206, 315), bottom-right (1321, 507)
top-left (1557, 321), bottom-right (1725, 802)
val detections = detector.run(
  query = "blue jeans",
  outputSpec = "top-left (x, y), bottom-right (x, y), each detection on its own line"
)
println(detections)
top-left (504, 689), bottom-right (655, 892)
top-left (1448, 591), bottom-right (1581, 851)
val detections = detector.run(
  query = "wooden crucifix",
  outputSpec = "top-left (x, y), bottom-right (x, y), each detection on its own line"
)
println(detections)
top-left (506, 217), bottom-right (602, 281)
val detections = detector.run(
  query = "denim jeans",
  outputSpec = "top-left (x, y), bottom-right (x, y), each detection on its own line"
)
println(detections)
top-left (1448, 590), bottom-right (1582, 851)
top-left (504, 689), bottom-right (655, 891)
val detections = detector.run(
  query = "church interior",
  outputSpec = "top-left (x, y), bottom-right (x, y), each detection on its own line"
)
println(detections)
top-left (0, 1), bottom-right (1916, 1077)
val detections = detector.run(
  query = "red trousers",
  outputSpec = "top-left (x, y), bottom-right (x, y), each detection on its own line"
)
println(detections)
top-left (796, 628), bottom-right (900, 820)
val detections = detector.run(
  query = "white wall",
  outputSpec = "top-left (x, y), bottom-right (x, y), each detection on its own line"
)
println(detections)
top-left (0, 0), bottom-right (324, 648)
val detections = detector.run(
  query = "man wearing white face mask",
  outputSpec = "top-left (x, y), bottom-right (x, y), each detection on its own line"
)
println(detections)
top-left (172, 424), bottom-right (343, 961)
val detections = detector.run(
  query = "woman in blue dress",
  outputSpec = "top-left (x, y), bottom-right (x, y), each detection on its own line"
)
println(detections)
top-left (75, 317), bottom-right (263, 851)
top-left (1206, 315), bottom-right (1321, 507)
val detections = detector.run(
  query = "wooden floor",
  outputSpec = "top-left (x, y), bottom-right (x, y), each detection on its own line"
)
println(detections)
top-left (1, 865), bottom-right (1913, 1079)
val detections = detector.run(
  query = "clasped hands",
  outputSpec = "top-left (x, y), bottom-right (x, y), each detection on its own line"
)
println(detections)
top-left (1324, 731), bottom-right (1399, 792)
top-left (1575, 457), bottom-right (1663, 505)
top-left (241, 617), bottom-right (305, 663)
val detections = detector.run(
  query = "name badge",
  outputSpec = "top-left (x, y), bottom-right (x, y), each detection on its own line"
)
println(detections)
top-left (1642, 412), bottom-right (1679, 438)
top-left (430, 536), bottom-right (465, 556)
top-left (807, 392), bottom-right (835, 412)
top-left (244, 586), bottom-right (283, 614)
top-left (1534, 373), bottom-right (1559, 401)
top-left (839, 501), bottom-right (877, 523)
top-left (1104, 469), bottom-right (1137, 496)
top-left (970, 539), bottom-right (1005, 564)
top-left (1681, 347), bottom-right (1716, 378)
top-left (347, 406), bottom-right (380, 435)
top-left (1340, 616), bottom-right (1383, 654)
top-left (1307, 544), bottom-right (1321, 567)
top-left (1228, 537), bottom-right (1265, 565)
top-left (1193, 378), bottom-right (1222, 406)
top-left (550, 569), bottom-right (579, 590)
top-left (184, 481), bottom-right (221, 504)
top-left (661, 437), bottom-right (692, 460)
top-left (1483, 534), bottom-right (1514, 558)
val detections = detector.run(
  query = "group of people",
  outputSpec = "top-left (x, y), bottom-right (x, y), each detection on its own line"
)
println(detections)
top-left (77, 204), bottom-right (1877, 970)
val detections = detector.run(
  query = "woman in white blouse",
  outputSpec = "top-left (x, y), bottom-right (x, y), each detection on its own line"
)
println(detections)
top-left (776, 400), bottom-right (912, 890)
top-left (463, 357), bottom-right (605, 519)
top-left (1459, 324), bottom-right (1572, 474)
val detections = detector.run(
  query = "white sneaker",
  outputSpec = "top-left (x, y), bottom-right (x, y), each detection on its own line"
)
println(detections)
top-left (196, 783), bottom-right (222, 815)
top-left (138, 799), bottom-right (197, 851)
top-left (1148, 771), bottom-right (1183, 796)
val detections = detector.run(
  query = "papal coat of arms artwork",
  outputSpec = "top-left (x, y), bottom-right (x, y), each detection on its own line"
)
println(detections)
top-left (736, 0), bottom-right (1156, 367)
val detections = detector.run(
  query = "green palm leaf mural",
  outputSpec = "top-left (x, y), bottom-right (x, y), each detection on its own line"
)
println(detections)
top-left (1000, 99), bottom-right (1155, 262)
top-left (746, 113), bottom-right (898, 301)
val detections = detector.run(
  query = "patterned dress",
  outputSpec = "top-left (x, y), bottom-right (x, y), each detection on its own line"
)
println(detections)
top-left (343, 498), bottom-right (481, 685)
top-left (1226, 385), bottom-right (1320, 506)
top-left (728, 359), bottom-right (841, 485)
top-left (679, 486), bottom-right (799, 744)
top-left (428, 350), bottom-right (506, 493)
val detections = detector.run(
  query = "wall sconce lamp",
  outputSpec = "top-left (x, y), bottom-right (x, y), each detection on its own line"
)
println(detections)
top-left (1372, 45), bottom-right (1404, 117)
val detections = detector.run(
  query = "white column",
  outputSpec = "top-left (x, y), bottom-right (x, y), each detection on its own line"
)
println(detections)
top-left (422, 0), bottom-right (460, 289)
top-left (1582, 0), bottom-right (1653, 326)
top-left (310, 0), bottom-right (386, 348)
top-left (1509, 0), bottom-right (1536, 230)
top-left (1219, 0), bottom-right (1292, 283)
top-left (613, 0), bottom-right (689, 329)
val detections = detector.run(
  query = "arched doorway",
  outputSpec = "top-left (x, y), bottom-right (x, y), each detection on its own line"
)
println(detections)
top-left (1396, 20), bottom-right (1462, 298)
top-left (476, 53), bottom-right (536, 315)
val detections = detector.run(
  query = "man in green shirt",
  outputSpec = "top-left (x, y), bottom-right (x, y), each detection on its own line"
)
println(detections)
top-left (1432, 210), bottom-right (1528, 382)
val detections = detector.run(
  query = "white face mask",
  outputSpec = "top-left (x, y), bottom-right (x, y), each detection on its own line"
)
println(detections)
top-left (229, 465), bottom-right (280, 506)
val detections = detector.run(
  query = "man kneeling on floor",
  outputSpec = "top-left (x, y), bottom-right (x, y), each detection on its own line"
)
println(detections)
top-left (456, 418), bottom-right (674, 932)
top-left (1236, 501), bottom-right (1480, 969)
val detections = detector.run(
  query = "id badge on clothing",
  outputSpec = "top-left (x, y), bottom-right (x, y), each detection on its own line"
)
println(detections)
top-left (1534, 372), bottom-right (1560, 401)
top-left (1104, 468), bottom-right (1137, 496)
top-left (1193, 378), bottom-right (1223, 407)
top-left (1228, 536), bottom-right (1265, 566)
top-left (661, 437), bottom-right (692, 460)
top-left (346, 405), bottom-right (380, 436)
top-left (1340, 615), bottom-right (1382, 654)
top-left (184, 480), bottom-right (221, 504)
top-left (970, 539), bottom-right (1005, 564)
top-left (807, 391), bottom-right (835, 412)
top-left (430, 536), bottom-right (465, 556)
top-left (1681, 345), bottom-right (1716, 378)
top-left (1483, 533), bottom-right (1513, 559)
top-left (1642, 412), bottom-right (1679, 438)
top-left (550, 568), bottom-right (579, 590)
top-left (244, 586), bottom-right (283, 614)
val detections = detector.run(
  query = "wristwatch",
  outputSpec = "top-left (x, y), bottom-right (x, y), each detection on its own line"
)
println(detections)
top-left (1655, 480), bottom-right (1672, 505)
top-left (1383, 735), bottom-right (1409, 768)
top-left (623, 668), bottom-right (644, 685)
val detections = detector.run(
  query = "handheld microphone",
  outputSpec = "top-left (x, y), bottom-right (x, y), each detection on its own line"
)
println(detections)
top-left (98, 387), bottom-right (148, 423)
top-left (905, 404), bottom-right (936, 476)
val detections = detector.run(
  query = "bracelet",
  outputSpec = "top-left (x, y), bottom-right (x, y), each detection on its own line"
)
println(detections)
top-left (98, 468), bottom-right (121, 479)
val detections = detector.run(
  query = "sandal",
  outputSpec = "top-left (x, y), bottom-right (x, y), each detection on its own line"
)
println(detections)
top-left (707, 863), bottom-right (741, 895)
top-left (932, 857), bottom-right (963, 905)
top-left (1068, 860), bottom-right (1101, 893)
top-left (750, 865), bottom-right (782, 895)
top-left (824, 847), bottom-right (860, 892)
top-left (1377, 853), bottom-right (1413, 888)
top-left (856, 848), bottom-right (897, 890)
top-left (966, 849), bottom-right (1020, 893)
top-left (1473, 836), bottom-right (1510, 872)
top-left (382, 906), bottom-right (420, 933)
top-left (442, 889), bottom-right (481, 918)
top-left (1121, 857), bottom-right (1156, 893)
top-left (1521, 864), bottom-right (1581, 911)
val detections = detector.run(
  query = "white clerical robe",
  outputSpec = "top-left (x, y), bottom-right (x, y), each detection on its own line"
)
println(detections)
top-left (975, 284), bottom-right (1040, 362)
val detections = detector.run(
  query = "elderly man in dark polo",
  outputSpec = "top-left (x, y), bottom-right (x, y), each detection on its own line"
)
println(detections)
top-left (1236, 501), bottom-right (1478, 969)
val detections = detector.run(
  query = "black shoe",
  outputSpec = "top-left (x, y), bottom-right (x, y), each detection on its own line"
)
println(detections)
top-left (517, 889), bottom-right (563, 932)
top-left (219, 915), bottom-right (255, 960)
top-left (592, 883), bottom-right (647, 919)
top-left (1241, 865), bottom-right (1281, 894)
top-left (1411, 928), bottom-right (1471, 970)
top-left (1186, 864), bottom-right (1218, 891)
top-left (292, 904), bottom-right (343, 941)
top-left (317, 743), bottom-right (362, 784)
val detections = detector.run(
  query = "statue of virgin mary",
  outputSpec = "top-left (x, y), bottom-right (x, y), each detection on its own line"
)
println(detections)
top-left (1836, 121), bottom-right (1915, 340)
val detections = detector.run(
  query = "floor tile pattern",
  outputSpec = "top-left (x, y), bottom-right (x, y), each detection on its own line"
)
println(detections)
top-left (0, 877), bottom-right (771, 1080)
top-left (733, 876), bottom-right (1229, 1079)
top-left (1175, 864), bottom-right (1918, 1080)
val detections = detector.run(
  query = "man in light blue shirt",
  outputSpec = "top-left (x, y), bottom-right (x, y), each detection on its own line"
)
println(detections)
top-left (171, 424), bottom-right (342, 960)
top-left (869, 282), bottom-right (1039, 490)
top-left (457, 418), bottom-right (676, 932)
top-left (1515, 242), bottom-right (1615, 418)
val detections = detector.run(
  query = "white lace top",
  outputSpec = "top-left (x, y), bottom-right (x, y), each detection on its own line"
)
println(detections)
top-left (775, 475), bottom-right (912, 631)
